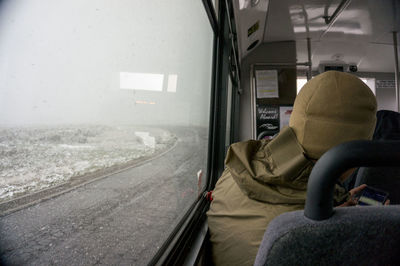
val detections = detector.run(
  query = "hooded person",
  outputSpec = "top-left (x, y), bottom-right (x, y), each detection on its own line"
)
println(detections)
top-left (206, 71), bottom-right (377, 266)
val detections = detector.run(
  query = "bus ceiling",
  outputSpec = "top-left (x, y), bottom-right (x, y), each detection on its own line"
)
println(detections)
top-left (232, 0), bottom-right (400, 74)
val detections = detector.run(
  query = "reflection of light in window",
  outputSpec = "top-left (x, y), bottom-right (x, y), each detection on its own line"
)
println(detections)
top-left (297, 78), bottom-right (308, 94)
top-left (239, 0), bottom-right (250, 9)
top-left (167, 74), bottom-right (178, 93)
top-left (135, 100), bottom-right (156, 105)
top-left (293, 26), bottom-right (364, 35)
top-left (361, 78), bottom-right (376, 95)
top-left (297, 77), bottom-right (376, 95)
top-left (120, 72), bottom-right (164, 91)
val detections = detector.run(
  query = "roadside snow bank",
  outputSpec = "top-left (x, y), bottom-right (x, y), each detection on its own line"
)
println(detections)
top-left (0, 125), bottom-right (176, 201)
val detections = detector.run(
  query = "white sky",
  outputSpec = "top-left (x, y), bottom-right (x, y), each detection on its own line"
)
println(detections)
top-left (0, 0), bottom-right (213, 126)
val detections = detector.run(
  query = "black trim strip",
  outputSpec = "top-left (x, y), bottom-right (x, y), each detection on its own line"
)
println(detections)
top-left (206, 33), bottom-right (221, 191)
top-left (224, 0), bottom-right (240, 85)
top-left (202, 0), bottom-right (219, 35)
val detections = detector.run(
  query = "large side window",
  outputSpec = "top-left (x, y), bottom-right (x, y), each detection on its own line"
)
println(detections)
top-left (0, 0), bottom-right (214, 265)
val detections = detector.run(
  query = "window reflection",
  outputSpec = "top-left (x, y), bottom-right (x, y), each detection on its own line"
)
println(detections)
top-left (120, 72), bottom-right (164, 91)
top-left (167, 74), bottom-right (178, 93)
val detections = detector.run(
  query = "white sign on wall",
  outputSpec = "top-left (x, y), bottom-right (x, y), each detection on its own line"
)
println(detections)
top-left (376, 80), bottom-right (395, 89)
top-left (255, 70), bottom-right (279, 98)
top-left (279, 106), bottom-right (293, 130)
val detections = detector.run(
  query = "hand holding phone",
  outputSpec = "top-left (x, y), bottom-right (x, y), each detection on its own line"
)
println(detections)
top-left (356, 186), bottom-right (389, 206)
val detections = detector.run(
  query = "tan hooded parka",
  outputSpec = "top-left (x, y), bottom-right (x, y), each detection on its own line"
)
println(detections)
top-left (207, 71), bottom-right (377, 266)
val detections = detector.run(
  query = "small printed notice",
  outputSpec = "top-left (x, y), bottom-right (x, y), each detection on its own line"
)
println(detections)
top-left (279, 106), bottom-right (293, 130)
top-left (255, 70), bottom-right (279, 98)
top-left (376, 80), bottom-right (395, 89)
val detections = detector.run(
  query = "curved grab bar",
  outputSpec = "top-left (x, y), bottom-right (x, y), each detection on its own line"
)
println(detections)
top-left (304, 140), bottom-right (400, 221)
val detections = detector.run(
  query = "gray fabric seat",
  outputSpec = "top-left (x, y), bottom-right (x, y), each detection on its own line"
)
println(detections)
top-left (254, 206), bottom-right (400, 266)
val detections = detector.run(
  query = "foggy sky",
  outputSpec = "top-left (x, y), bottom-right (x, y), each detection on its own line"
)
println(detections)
top-left (0, 0), bottom-right (213, 127)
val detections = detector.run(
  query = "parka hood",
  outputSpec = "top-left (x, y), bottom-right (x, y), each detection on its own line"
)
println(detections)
top-left (289, 71), bottom-right (377, 159)
top-left (225, 127), bottom-right (314, 204)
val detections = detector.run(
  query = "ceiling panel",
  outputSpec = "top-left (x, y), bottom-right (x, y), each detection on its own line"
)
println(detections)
top-left (233, 0), bottom-right (400, 73)
top-left (262, 0), bottom-right (296, 42)
top-left (232, 0), bottom-right (270, 59)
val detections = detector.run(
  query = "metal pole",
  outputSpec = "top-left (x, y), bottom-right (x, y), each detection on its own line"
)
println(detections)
top-left (250, 65), bottom-right (256, 139)
top-left (323, 0), bottom-right (351, 25)
top-left (393, 32), bottom-right (400, 112)
top-left (307, 37), bottom-right (312, 80)
top-left (320, 0), bottom-right (351, 39)
top-left (253, 62), bottom-right (310, 67)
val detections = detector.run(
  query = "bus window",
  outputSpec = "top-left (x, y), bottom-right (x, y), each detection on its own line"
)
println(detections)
top-left (297, 77), bottom-right (376, 94)
top-left (297, 77), bottom-right (308, 94)
top-left (360, 78), bottom-right (376, 95)
top-left (0, 0), bottom-right (214, 265)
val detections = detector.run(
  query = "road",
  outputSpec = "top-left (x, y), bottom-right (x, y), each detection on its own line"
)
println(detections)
top-left (0, 126), bottom-right (208, 265)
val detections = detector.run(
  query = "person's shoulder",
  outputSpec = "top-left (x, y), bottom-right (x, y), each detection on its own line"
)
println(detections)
top-left (229, 138), bottom-right (270, 147)
top-left (214, 168), bottom-right (232, 187)
top-left (226, 138), bottom-right (270, 159)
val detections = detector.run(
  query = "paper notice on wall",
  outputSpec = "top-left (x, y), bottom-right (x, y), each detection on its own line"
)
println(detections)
top-left (255, 70), bottom-right (279, 98)
top-left (279, 106), bottom-right (293, 130)
top-left (376, 80), bottom-right (395, 89)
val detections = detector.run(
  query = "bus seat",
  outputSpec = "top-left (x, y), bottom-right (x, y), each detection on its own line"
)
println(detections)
top-left (353, 110), bottom-right (400, 204)
top-left (254, 206), bottom-right (400, 266)
top-left (254, 140), bottom-right (400, 266)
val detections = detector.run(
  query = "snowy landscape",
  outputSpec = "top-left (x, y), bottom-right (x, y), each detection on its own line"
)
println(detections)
top-left (0, 125), bottom-right (177, 201)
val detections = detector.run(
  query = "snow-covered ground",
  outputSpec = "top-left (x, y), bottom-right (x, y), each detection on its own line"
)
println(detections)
top-left (0, 125), bottom-right (176, 201)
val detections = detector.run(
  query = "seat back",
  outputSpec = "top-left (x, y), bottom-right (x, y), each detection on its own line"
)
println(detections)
top-left (354, 167), bottom-right (400, 204)
top-left (353, 110), bottom-right (400, 203)
top-left (254, 206), bottom-right (400, 266)
top-left (254, 140), bottom-right (400, 266)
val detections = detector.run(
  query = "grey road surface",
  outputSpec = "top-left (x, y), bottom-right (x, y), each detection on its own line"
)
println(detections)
top-left (0, 126), bottom-right (208, 266)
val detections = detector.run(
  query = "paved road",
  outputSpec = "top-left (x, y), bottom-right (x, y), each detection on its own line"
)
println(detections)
top-left (0, 126), bottom-right (208, 265)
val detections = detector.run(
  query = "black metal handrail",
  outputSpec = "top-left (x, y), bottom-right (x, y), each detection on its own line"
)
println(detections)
top-left (304, 140), bottom-right (400, 221)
